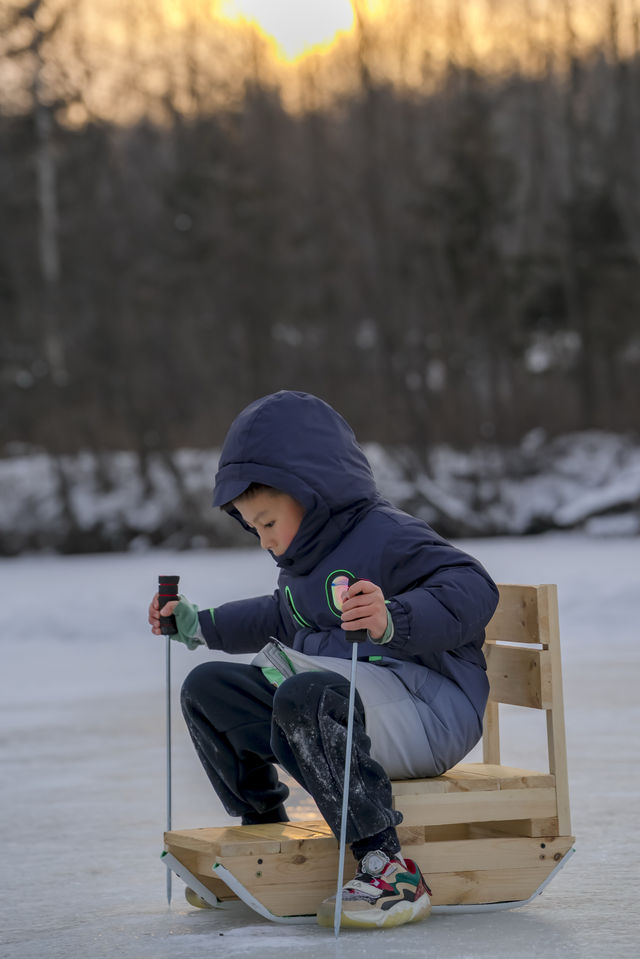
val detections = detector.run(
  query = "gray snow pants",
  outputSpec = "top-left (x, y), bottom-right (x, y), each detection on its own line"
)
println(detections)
top-left (180, 661), bottom-right (403, 848)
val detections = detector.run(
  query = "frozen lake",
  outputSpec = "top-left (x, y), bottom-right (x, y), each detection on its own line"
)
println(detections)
top-left (1, 534), bottom-right (639, 958)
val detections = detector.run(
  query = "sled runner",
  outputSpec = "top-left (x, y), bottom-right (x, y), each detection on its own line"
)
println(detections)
top-left (163, 583), bottom-right (575, 921)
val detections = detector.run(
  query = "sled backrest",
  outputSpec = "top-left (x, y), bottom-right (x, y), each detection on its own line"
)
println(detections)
top-left (482, 583), bottom-right (571, 834)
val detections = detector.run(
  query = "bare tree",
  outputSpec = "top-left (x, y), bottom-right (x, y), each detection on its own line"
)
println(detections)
top-left (1, 0), bottom-right (74, 387)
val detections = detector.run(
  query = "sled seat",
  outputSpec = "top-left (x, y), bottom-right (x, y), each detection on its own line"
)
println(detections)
top-left (164, 583), bottom-right (575, 917)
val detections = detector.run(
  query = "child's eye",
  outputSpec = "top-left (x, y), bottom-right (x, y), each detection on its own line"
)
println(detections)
top-left (264, 521), bottom-right (275, 529)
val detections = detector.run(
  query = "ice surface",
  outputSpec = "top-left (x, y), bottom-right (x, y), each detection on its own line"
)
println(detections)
top-left (1, 536), bottom-right (639, 958)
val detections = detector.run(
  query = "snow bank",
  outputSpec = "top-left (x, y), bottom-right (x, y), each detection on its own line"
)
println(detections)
top-left (1, 430), bottom-right (638, 554)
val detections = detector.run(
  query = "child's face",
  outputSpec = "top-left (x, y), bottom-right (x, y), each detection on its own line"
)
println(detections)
top-left (234, 490), bottom-right (305, 556)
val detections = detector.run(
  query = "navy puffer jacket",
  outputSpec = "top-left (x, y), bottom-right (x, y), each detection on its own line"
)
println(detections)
top-left (198, 391), bottom-right (499, 720)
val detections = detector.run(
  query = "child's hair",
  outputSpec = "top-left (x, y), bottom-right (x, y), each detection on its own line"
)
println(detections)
top-left (228, 482), bottom-right (283, 508)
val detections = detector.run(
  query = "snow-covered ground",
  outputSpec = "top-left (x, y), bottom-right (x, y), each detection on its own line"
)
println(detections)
top-left (1, 535), bottom-right (639, 958)
top-left (2, 430), bottom-right (639, 553)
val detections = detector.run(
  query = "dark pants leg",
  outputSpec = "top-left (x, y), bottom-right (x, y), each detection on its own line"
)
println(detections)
top-left (181, 662), bottom-right (401, 852)
top-left (180, 661), bottom-right (288, 823)
top-left (271, 670), bottom-right (402, 847)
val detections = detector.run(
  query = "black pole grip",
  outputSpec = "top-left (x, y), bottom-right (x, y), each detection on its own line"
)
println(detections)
top-left (343, 573), bottom-right (368, 644)
top-left (345, 628), bottom-right (368, 644)
top-left (158, 575), bottom-right (180, 635)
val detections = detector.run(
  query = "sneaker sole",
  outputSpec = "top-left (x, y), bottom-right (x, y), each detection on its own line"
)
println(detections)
top-left (317, 895), bottom-right (432, 929)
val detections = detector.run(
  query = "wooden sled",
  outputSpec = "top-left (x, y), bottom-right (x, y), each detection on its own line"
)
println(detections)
top-left (164, 583), bottom-right (575, 921)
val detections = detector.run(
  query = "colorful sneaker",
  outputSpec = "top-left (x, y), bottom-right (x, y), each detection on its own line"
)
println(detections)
top-left (317, 850), bottom-right (432, 930)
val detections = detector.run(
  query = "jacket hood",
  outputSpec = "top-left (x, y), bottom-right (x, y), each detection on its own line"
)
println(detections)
top-left (212, 391), bottom-right (382, 573)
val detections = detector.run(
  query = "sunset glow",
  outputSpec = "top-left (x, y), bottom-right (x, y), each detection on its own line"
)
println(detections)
top-left (2, 0), bottom-right (637, 127)
top-left (219, 0), bottom-right (356, 62)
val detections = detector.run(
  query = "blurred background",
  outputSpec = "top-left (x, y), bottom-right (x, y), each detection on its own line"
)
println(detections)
top-left (1, 0), bottom-right (639, 553)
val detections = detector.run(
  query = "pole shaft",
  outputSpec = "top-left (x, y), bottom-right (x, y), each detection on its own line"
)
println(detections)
top-left (166, 635), bottom-right (172, 905)
top-left (158, 574), bottom-right (179, 908)
top-left (334, 642), bottom-right (359, 938)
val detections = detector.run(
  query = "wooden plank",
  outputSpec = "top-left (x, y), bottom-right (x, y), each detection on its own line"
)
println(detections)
top-left (393, 774), bottom-right (489, 797)
top-left (228, 861), bottom-right (561, 913)
top-left (270, 822), bottom-right (335, 837)
top-left (485, 584), bottom-right (543, 645)
top-left (166, 828), bottom-right (282, 858)
top-left (471, 765), bottom-right (555, 789)
top-left (540, 584), bottom-right (573, 836)
top-left (485, 644), bottom-right (552, 709)
top-left (391, 765), bottom-right (555, 796)
top-left (212, 849), bottom-right (357, 888)
top-left (482, 700), bottom-right (501, 763)
top-left (396, 824), bottom-right (427, 846)
top-left (245, 822), bottom-right (334, 840)
top-left (238, 880), bottom-right (336, 917)
top-left (394, 786), bottom-right (558, 826)
top-left (166, 825), bottom-right (286, 855)
top-left (475, 818), bottom-right (563, 839)
top-left (195, 836), bottom-right (337, 874)
top-left (165, 826), bottom-right (280, 852)
top-left (215, 829), bottom-right (329, 858)
top-left (423, 859), bottom-right (570, 907)
top-left (231, 861), bottom-right (565, 914)
top-left (403, 835), bottom-right (572, 872)
top-left (189, 874), bottom-right (239, 901)
top-left (165, 822), bottom-right (334, 859)
top-left (425, 823), bottom-right (472, 842)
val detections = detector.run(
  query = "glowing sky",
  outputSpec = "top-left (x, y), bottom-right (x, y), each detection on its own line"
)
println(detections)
top-left (219, 0), bottom-right (356, 61)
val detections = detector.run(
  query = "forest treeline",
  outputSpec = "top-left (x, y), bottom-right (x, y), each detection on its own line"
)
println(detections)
top-left (1, 0), bottom-right (639, 463)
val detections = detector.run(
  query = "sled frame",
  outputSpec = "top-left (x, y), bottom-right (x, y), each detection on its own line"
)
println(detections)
top-left (164, 583), bottom-right (575, 920)
top-left (162, 847), bottom-right (576, 923)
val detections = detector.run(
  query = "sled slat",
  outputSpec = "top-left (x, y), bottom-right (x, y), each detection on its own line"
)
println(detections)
top-left (391, 765), bottom-right (555, 795)
top-left (212, 849), bottom-right (357, 888)
top-left (395, 787), bottom-right (558, 826)
top-left (540, 584), bottom-right (572, 836)
top-left (425, 857), bottom-right (573, 907)
top-left (166, 822), bottom-right (334, 858)
top-left (402, 835), bottom-right (571, 872)
top-left (485, 644), bottom-right (552, 708)
top-left (482, 700), bottom-right (500, 764)
top-left (485, 585), bottom-right (543, 644)
top-left (478, 817), bottom-right (560, 838)
top-left (233, 880), bottom-right (339, 917)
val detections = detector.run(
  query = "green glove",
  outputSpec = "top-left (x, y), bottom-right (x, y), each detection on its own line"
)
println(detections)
top-left (171, 597), bottom-right (205, 650)
top-left (369, 607), bottom-right (394, 645)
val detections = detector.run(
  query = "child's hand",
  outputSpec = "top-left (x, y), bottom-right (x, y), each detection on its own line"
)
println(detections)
top-left (149, 594), bottom-right (204, 649)
top-left (148, 592), bottom-right (179, 635)
top-left (341, 581), bottom-right (387, 641)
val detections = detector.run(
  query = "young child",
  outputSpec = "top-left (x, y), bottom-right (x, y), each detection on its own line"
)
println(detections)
top-left (149, 390), bottom-right (499, 929)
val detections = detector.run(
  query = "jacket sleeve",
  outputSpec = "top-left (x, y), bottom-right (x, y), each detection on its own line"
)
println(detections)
top-left (380, 527), bottom-right (499, 658)
top-left (291, 625), bottom-right (382, 660)
top-left (197, 589), bottom-right (297, 653)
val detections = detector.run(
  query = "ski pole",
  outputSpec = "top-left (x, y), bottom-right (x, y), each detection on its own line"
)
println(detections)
top-left (158, 574), bottom-right (180, 906)
top-left (334, 579), bottom-right (367, 939)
